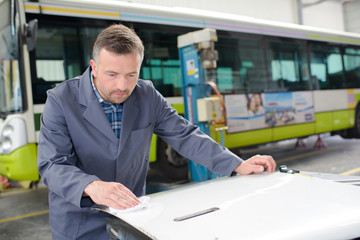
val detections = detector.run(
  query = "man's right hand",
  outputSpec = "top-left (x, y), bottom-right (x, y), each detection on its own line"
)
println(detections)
top-left (83, 180), bottom-right (141, 210)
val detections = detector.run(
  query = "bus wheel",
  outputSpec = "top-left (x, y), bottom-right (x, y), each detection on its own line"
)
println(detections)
top-left (157, 137), bottom-right (188, 181)
top-left (345, 106), bottom-right (360, 138)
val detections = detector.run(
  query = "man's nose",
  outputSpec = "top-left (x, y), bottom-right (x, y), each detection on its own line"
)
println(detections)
top-left (116, 76), bottom-right (127, 91)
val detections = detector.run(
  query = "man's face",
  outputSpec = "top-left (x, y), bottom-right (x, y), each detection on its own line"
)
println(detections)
top-left (90, 48), bottom-right (142, 104)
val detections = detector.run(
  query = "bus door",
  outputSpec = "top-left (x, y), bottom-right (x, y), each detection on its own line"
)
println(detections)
top-left (0, 0), bottom-right (39, 181)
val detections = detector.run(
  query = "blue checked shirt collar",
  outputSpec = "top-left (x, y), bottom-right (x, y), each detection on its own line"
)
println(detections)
top-left (90, 70), bottom-right (123, 138)
top-left (90, 71), bottom-right (105, 104)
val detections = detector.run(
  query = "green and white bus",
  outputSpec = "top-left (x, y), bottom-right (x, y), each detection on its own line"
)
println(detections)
top-left (1, 0), bottom-right (360, 182)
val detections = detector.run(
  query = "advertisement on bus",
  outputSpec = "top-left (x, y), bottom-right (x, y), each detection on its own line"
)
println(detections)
top-left (225, 91), bottom-right (315, 133)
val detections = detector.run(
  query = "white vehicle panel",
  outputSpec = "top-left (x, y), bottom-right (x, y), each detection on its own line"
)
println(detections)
top-left (107, 172), bottom-right (360, 240)
top-left (313, 90), bottom-right (350, 112)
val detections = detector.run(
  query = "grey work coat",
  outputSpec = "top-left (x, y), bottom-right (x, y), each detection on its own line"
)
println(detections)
top-left (37, 67), bottom-right (242, 239)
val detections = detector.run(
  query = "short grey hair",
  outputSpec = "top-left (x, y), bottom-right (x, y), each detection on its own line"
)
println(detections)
top-left (92, 24), bottom-right (144, 62)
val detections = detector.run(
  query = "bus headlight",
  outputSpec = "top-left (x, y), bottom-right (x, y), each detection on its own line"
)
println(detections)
top-left (0, 118), bottom-right (27, 154)
top-left (2, 125), bottom-right (14, 137)
top-left (1, 137), bottom-right (12, 152)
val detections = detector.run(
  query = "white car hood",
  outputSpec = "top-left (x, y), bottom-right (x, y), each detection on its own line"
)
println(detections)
top-left (105, 172), bottom-right (360, 240)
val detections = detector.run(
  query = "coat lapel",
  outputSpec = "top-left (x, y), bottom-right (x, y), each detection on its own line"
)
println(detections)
top-left (119, 88), bottom-right (139, 153)
top-left (79, 67), bottom-right (118, 144)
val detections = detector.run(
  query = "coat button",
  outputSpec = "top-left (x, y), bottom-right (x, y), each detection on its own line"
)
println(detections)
top-left (145, 157), bottom-right (149, 161)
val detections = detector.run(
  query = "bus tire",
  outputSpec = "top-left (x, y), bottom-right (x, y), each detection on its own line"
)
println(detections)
top-left (156, 137), bottom-right (188, 181)
top-left (345, 105), bottom-right (360, 138)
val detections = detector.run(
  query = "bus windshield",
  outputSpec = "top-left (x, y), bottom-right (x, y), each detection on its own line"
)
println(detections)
top-left (0, 0), bottom-right (22, 117)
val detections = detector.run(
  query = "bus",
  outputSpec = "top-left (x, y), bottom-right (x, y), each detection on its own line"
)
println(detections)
top-left (1, 0), bottom-right (360, 183)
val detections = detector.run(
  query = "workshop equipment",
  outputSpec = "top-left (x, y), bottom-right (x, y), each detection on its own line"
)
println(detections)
top-left (177, 28), bottom-right (223, 182)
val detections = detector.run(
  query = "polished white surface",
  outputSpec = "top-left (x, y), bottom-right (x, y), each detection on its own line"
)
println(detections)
top-left (114, 172), bottom-right (360, 239)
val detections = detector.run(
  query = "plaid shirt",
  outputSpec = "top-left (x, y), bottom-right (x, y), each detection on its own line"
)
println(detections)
top-left (90, 72), bottom-right (123, 138)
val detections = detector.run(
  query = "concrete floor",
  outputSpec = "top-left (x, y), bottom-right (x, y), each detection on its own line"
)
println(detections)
top-left (0, 186), bottom-right (51, 240)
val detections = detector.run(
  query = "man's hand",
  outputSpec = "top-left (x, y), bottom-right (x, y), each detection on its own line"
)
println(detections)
top-left (83, 180), bottom-right (141, 210)
top-left (234, 155), bottom-right (276, 175)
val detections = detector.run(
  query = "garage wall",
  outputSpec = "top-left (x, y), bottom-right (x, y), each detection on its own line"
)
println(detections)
top-left (343, 0), bottom-right (360, 33)
top-left (302, 0), bottom-right (344, 31)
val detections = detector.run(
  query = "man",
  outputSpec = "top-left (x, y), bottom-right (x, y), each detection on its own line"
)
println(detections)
top-left (38, 24), bottom-right (276, 239)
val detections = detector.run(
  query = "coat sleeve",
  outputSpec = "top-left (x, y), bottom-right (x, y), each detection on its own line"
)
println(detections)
top-left (37, 90), bottom-right (99, 208)
top-left (150, 85), bottom-right (243, 176)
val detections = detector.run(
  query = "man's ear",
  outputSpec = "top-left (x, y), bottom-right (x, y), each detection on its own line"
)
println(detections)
top-left (90, 59), bottom-right (97, 78)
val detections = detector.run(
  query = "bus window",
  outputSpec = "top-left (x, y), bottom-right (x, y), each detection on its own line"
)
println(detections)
top-left (309, 44), bottom-right (344, 90)
top-left (31, 23), bottom-right (104, 104)
top-left (216, 37), bottom-right (239, 93)
top-left (32, 25), bottom-right (82, 103)
top-left (238, 38), bottom-right (267, 93)
top-left (217, 33), bottom-right (267, 93)
top-left (36, 26), bottom-right (82, 79)
top-left (79, 27), bottom-right (103, 68)
top-left (141, 58), bottom-right (181, 97)
top-left (139, 29), bottom-right (183, 97)
top-left (267, 38), bottom-right (309, 91)
top-left (0, 0), bottom-right (22, 115)
top-left (217, 67), bottom-right (233, 92)
top-left (343, 47), bottom-right (360, 88)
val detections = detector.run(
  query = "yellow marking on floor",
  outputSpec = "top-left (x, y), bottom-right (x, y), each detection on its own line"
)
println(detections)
top-left (0, 187), bottom-right (46, 197)
top-left (0, 189), bottom-right (29, 197)
top-left (340, 167), bottom-right (360, 176)
top-left (0, 210), bottom-right (49, 224)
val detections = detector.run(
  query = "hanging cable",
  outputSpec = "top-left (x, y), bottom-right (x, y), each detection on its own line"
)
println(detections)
top-left (206, 80), bottom-right (227, 126)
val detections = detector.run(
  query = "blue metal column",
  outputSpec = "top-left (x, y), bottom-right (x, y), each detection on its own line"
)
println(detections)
top-left (178, 44), bottom-right (217, 182)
